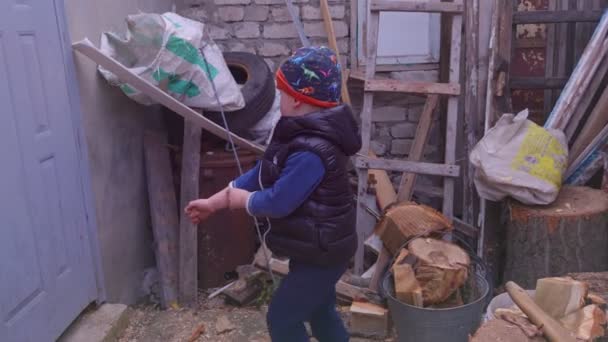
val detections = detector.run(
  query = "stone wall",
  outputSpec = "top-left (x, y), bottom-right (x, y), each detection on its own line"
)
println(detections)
top-left (178, 1), bottom-right (443, 204)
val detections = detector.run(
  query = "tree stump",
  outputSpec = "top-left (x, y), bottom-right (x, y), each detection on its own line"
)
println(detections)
top-left (503, 186), bottom-right (608, 288)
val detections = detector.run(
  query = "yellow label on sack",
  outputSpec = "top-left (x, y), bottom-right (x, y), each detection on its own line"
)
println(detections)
top-left (511, 123), bottom-right (567, 187)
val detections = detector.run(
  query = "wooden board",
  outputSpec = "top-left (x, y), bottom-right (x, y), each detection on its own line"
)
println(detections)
top-left (544, 12), bottom-right (608, 131)
top-left (569, 83), bottom-right (608, 162)
top-left (354, 5), bottom-right (380, 274)
top-left (320, 0), bottom-right (351, 106)
top-left (370, 0), bottom-right (464, 13)
top-left (71, 39), bottom-right (264, 155)
top-left (178, 121), bottom-right (202, 305)
top-left (349, 301), bottom-right (390, 338)
top-left (463, 0), bottom-right (480, 225)
top-left (396, 95), bottom-right (440, 202)
top-left (566, 124), bottom-right (608, 184)
top-left (143, 131), bottom-right (180, 309)
top-left (355, 156), bottom-right (460, 177)
top-left (513, 10), bottom-right (604, 24)
top-left (364, 79), bottom-right (461, 95)
top-left (443, 12), bottom-right (464, 219)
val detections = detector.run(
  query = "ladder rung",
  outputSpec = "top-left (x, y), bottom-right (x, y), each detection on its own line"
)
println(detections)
top-left (370, 0), bottom-right (464, 13)
top-left (365, 79), bottom-right (461, 96)
top-left (355, 156), bottom-right (460, 177)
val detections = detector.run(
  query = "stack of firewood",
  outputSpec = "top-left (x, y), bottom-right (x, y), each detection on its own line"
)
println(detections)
top-left (472, 277), bottom-right (608, 342)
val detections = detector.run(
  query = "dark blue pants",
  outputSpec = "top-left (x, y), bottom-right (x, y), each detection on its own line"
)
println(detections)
top-left (266, 261), bottom-right (349, 342)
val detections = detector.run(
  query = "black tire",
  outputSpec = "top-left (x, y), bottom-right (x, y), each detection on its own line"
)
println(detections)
top-left (205, 52), bottom-right (276, 137)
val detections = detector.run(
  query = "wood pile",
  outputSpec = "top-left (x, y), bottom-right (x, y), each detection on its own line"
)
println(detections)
top-left (472, 276), bottom-right (608, 342)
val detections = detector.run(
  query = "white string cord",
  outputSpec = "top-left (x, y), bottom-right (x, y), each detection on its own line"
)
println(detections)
top-left (199, 45), bottom-right (277, 287)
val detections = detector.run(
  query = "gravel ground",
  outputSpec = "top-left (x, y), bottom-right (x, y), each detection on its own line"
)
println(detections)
top-left (118, 289), bottom-right (395, 342)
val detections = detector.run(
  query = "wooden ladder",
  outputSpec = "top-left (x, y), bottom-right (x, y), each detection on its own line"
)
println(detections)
top-left (354, 0), bottom-right (464, 274)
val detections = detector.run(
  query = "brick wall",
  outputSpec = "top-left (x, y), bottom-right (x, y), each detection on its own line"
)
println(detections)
top-left (179, 0), bottom-right (350, 71)
top-left (179, 1), bottom-right (443, 204)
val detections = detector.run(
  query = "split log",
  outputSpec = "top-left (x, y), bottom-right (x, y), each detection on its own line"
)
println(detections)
top-left (392, 263), bottom-right (423, 307)
top-left (375, 202), bottom-right (452, 255)
top-left (470, 319), bottom-right (546, 342)
top-left (506, 281), bottom-right (577, 342)
top-left (504, 186), bottom-right (608, 288)
top-left (534, 277), bottom-right (588, 319)
top-left (559, 305), bottom-right (606, 341)
top-left (408, 238), bottom-right (470, 305)
top-left (349, 301), bottom-right (390, 339)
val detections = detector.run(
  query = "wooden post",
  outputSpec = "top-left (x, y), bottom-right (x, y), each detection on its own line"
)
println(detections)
top-left (320, 0), bottom-right (352, 106)
top-left (463, 0), bottom-right (480, 225)
top-left (179, 121), bottom-right (202, 305)
top-left (143, 130), bottom-right (180, 309)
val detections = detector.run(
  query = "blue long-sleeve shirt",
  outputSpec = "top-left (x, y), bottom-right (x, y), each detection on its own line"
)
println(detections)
top-left (231, 152), bottom-right (325, 218)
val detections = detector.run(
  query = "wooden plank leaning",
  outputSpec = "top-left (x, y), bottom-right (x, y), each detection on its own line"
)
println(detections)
top-left (72, 38), bottom-right (265, 155)
top-left (143, 130), bottom-right (180, 309)
top-left (544, 12), bottom-right (608, 131)
top-left (178, 122), bottom-right (202, 306)
top-left (569, 84), bottom-right (608, 163)
top-left (566, 124), bottom-right (608, 185)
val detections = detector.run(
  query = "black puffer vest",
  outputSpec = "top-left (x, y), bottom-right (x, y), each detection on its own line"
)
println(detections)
top-left (259, 104), bottom-right (362, 267)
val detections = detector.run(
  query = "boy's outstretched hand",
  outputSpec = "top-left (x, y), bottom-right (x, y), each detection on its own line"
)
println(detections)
top-left (185, 199), bottom-right (216, 224)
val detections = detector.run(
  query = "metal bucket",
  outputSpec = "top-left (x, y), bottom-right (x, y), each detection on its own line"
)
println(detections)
top-left (383, 272), bottom-right (490, 342)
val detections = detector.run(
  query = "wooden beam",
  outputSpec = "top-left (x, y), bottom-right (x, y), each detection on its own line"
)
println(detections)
top-left (364, 79), bottom-right (461, 95)
top-left (545, 13), bottom-right (608, 131)
top-left (396, 95), bottom-right (440, 202)
top-left (354, 7), bottom-right (380, 275)
top-left (510, 77), bottom-right (568, 89)
top-left (143, 131), bottom-right (180, 309)
top-left (72, 39), bottom-right (264, 155)
top-left (370, 0), bottom-right (464, 13)
top-left (463, 0), bottom-right (480, 226)
top-left (178, 121), bottom-right (202, 306)
top-left (570, 84), bottom-right (608, 162)
top-left (355, 156), bottom-right (460, 177)
top-left (513, 10), bottom-right (604, 24)
top-left (443, 10), bottom-right (464, 219)
top-left (320, 0), bottom-right (351, 106)
top-left (565, 57), bottom-right (608, 141)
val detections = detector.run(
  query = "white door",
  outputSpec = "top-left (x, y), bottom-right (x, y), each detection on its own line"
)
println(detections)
top-left (0, 1), bottom-right (99, 341)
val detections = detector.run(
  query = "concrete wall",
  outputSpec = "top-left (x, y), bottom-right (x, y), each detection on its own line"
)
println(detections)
top-left (65, 0), bottom-right (175, 304)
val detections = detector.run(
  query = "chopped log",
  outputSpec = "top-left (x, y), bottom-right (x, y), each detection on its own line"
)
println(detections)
top-left (559, 305), bottom-right (606, 341)
top-left (392, 263), bottom-right (423, 307)
top-left (223, 265), bottom-right (265, 306)
top-left (470, 319), bottom-right (547, 342)
top-left (430, 289), bottom-right (464, 309)
top-left (506, 281), bottom-right (577, 342)
top-left (375, 202), bottom-right (453, 255)
top-left (534, 277), bottom-right (588, 319)
top-left (495, 311), bottom-right (543, 338)
top-left (393, 248), bottom-right (411, 267)
top-left (349, 301), bottom-right (390, 339)
top-left (504, 187), bottom-right (608, 288)
top-left (408, 238), bottom-right (470, 305)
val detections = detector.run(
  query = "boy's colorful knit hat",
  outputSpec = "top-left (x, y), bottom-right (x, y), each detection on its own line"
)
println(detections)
top-left (276, 46), bottom-right (342, 108)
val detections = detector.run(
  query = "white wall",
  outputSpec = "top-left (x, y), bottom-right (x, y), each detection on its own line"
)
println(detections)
top-left (65, 0), bottom-right (175, 304)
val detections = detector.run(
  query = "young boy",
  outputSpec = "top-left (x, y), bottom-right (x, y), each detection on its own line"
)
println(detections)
top-left (185, 46), bottom-right (361, 342)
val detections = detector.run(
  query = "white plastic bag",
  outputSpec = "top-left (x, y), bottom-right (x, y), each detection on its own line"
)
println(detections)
top-left (98, 12), bottom-right (244, 111)
top-left (470, 109), bottom-right (568, 205)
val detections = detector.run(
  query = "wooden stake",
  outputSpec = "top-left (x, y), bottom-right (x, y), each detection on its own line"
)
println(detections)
top-left (320, 0), bottom-right (351, 106)
top-left (143, 131), bottom-right (180, 309)
top-left (179, 121), bottom-right (202, 306)
top-left (506, 281), bottom-right (578, 342)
